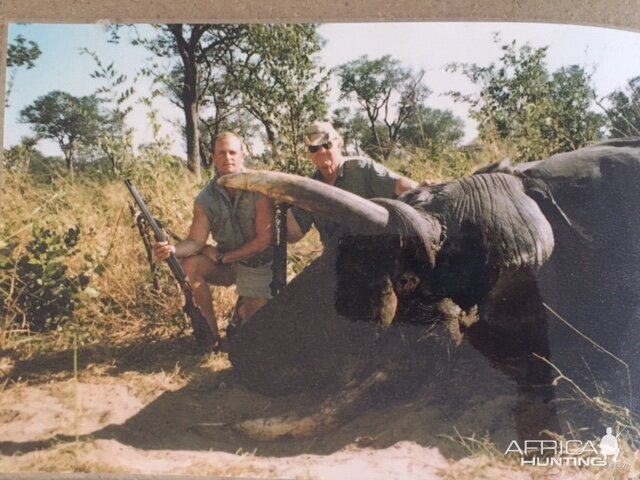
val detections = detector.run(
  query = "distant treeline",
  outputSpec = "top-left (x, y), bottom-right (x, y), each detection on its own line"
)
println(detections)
top-left (6, 26), bottom-right (640, 179)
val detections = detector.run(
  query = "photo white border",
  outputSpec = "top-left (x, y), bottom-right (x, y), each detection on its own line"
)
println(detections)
top-left (1, 2), bottom-right (640, 478)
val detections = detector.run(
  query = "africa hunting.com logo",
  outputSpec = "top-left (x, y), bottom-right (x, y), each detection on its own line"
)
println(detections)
top-left (504, 426), bottom-right (629, 468)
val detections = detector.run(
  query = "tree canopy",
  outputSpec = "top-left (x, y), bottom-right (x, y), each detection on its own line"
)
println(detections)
top-left (227, 24), bottom-right (329, 173)
top-left (604, 76), bottom-right (640, 138)
top-left (337, 55), bottom-right (431, 158)
top-left (448, 39), bottom-right (604, 161)
top-left (19, 91), bottom-right (105, 170)
top-left (133, 24), bottom-right (246, 180)
top-left (6, 35), bottom-right (42, 107)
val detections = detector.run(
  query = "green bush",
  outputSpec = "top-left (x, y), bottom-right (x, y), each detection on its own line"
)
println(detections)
top-left (0, 226), bottom-right (87, 332)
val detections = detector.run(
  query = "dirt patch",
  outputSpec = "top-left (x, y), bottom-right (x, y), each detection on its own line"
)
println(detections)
top-left (0, 382), bottom-right (144, 441)
top-left (0, 345), bottom-right (638, 479)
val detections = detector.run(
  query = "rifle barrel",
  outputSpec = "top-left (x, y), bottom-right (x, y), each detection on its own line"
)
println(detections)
top-left (124, 179), bottom-right (216, 349)
top-left (125, 179), bottom-right (186, 282)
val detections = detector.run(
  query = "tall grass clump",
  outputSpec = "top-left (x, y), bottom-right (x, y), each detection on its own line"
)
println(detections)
top-left (0, 152), bottom-right (237, 357)
top-left (385, 140), bottom-right (520, 184)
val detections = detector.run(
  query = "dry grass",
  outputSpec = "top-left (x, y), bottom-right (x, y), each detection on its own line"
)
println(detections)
top-left (385, 140), bottom-right (519, 185)
top-left (1, 159), bottom-right (327, 365)
top-left (1, 162), bottom-right (225, 357)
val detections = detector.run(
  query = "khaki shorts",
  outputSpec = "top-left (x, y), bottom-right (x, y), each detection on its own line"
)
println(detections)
top-left (232, 261), bottom-right (273, 299)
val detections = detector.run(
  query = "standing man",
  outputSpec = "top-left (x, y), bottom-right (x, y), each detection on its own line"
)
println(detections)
top-left (153, 132), bottom-right (273, 349)
top-left (288, 120), bottom-right (418, 244)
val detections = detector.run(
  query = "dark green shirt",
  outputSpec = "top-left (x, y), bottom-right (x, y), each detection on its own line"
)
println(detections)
top-left (195, 177), bottom-right (273, 263)
top-left (293, 157), bottom-right (399, 244)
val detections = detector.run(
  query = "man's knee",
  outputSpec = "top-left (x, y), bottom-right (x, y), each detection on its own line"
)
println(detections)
top-left (181, 255), bottom-right (199, 276)
top-left (181, 255), bottom-right (210, 285)
top-left (183, 254), bottom-right (235, 287)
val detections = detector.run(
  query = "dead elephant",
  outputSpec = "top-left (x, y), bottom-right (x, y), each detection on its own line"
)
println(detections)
top-left (220, 138), bottom-right (640, 441)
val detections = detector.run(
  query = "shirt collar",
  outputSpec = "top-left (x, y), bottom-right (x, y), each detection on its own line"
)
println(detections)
top-left (313, 160), bottom-right (345, 182)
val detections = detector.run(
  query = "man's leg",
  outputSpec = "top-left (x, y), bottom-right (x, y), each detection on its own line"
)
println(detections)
top-left (181, 251), bottom-right (235, 337)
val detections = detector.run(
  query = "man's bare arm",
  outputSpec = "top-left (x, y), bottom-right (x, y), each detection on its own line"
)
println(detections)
top-left (395, 176), bottom-right (418, 196)
top-left (153, 203), bottom-right (211, 260)
top-left (286, 209), bottom-right (305, 243)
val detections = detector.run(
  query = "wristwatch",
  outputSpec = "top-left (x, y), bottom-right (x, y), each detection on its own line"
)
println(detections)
top-left (216, 252), bottom-right (225, 264)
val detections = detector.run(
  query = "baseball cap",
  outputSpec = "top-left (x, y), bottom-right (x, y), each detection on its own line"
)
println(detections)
top-left (304, 121), bottom-right (340, 146)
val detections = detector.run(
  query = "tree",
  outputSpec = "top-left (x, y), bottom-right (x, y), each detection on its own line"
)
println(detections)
top-left (7, 35), bottom-right (41, 68)
top-left (400, 106), bottom-right (464, 152)
top-left (544, 65), bottom-right (604, 151)
top-left (602, 76), bottom-right (640, 137)
top-left (3, 135), bottom-right (41, 172)
top-left (81, 48), bottom-right (136, 174)
top-left (197, 67), bottom-right (244, 168)
top-left (134, 24), bottom-right (246, 179)
top-left (6, 34), bottom-right (42, 106)
top-left (331, 107), bottom-right (370, 156)
top-left (19, 91), bottom-right (105, 170)
top-left (337, 55), bottom-right (430, 158)
top-left (448, 38), bottom-right (604, 161)
top-left (227, 24), bottom-right (329, 173)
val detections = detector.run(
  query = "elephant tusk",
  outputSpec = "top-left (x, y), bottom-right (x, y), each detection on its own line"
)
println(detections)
top-left (219, 170), bottom-right (390, 233)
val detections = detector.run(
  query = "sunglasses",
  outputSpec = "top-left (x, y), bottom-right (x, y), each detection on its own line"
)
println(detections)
top-left (308, 141), bottom-right (334, 154)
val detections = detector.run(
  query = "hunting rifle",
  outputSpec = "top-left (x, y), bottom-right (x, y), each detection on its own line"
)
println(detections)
top-left (124, 179), bottom-right (218, 351)
top-left (270, 202), bottom-right (289, 297)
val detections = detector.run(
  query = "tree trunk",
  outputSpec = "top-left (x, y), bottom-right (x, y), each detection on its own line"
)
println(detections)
top-left (61, 139), bottom-right (74, 171)
top-left (170, 24), bottom-right (203, 182)
top-left (265, 122), bottom-right (282, 165)
top-left (183, 80), bottom-right (201, 181)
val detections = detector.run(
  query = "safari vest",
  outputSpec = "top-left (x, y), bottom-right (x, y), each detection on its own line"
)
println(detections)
top-left (195, 177), bottom-right (273, 265)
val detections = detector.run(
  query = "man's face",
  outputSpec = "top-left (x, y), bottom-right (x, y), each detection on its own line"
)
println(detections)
top-left (214, 136), bottom-right (244, 176)
top-left (308, 137), bottom-right (343, 171)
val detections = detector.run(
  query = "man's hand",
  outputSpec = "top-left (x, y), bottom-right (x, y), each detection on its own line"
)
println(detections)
top-left (200, 245), bottom-right (223, 264)
top-left (153, 241), bottom-right (176, 261)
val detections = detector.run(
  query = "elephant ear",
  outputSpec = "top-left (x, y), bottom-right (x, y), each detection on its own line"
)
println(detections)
top-left (419, 173), bottom-right (555, 272)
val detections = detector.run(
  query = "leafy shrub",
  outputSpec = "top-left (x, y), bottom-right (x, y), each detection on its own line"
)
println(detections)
top-left (0, 226), bottom-right (87, 332)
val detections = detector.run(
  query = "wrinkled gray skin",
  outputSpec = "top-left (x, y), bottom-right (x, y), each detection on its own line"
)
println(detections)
top-left (229, 138), bottom-right (640, 439)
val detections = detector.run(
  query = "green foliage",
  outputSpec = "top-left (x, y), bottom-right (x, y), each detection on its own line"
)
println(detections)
top-left (399, 106), bottom-right (465, 154)
top-left (228, 24), bottom-right (329, 174)
top-left (3, 136), bottom-right (41, 172)
top-left (337, 55), bottom-right (431, 158)
top-left (6, 34), bottom-right (42, 107)
top-left (332, 105), bottom-right (464, 162)
top-left (81, 48), bottom-right (136, 175)
top-left (331, 107), bottom-right (377, 157)
top-left (123, 23), bottom-right (330, 175)
top-left (19, 91), bottom-right (106, 170)
top-left (604, 76), bottom-right (640, 137)
top-left (448, 38), bottom-right (604, 161)
top-left (134, 24), bottom-right (247, 178)
top-left (0, 227), bottom-right (85, 332)
top-left (7, 35), bottom-right (42, 68)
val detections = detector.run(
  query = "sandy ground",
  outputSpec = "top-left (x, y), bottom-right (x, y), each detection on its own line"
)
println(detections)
top-left (0, 339), bottom-right (637, 480)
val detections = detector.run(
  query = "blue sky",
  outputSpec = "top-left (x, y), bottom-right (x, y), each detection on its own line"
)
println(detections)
top-left (5, 22), bottom-right (640, 157)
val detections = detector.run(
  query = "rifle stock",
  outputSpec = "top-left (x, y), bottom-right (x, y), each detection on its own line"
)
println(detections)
top-left (124, 179), bottom-right (217, 350)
